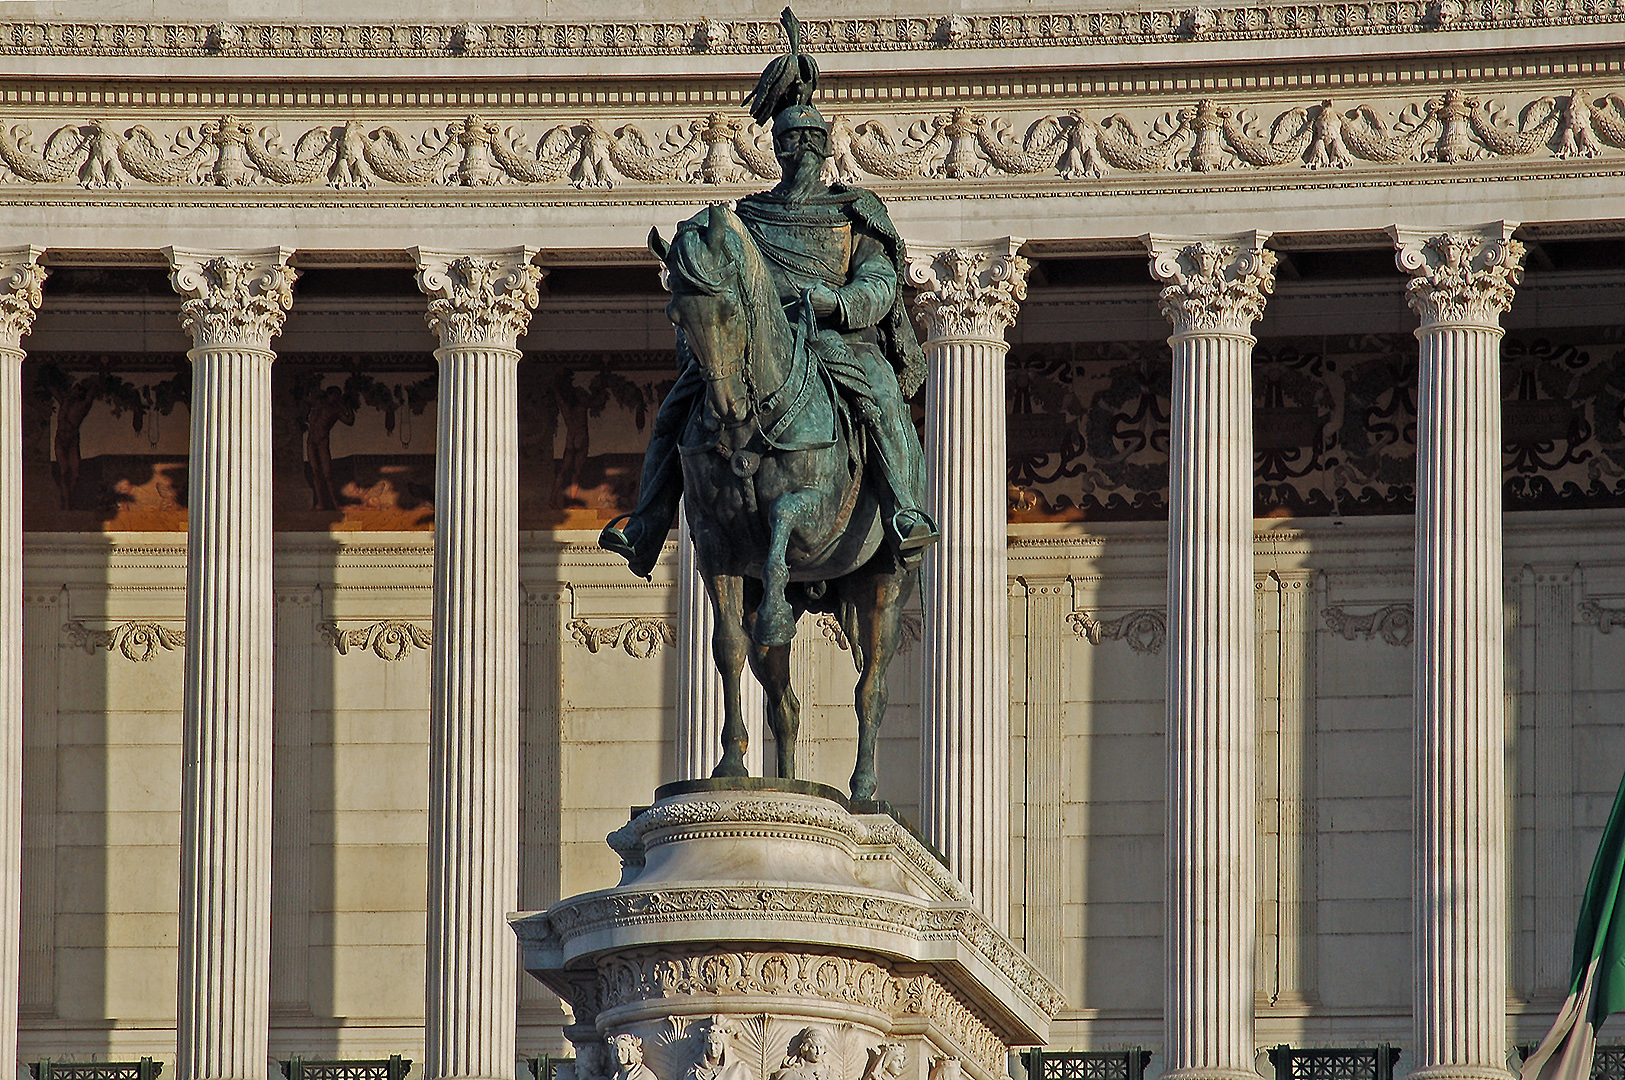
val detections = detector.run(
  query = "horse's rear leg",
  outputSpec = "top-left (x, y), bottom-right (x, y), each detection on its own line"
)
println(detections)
top-left (849, 565), bottom-right (918, 801)
top-left (705, 573), bottom-right (752, 778)
top-left (756, 491), bottom-right (820, 647)
top-left (746, 640), bottom-right (800, 780)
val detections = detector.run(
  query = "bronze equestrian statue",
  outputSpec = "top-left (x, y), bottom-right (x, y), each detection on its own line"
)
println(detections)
top-left (600, 9), bottom-right (935, 800)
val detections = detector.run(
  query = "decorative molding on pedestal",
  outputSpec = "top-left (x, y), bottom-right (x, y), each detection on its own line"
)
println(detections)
top-left (167, 246), bottom-right (297, 348)
top-left (61, 618), bottom-right (186, 660)
top-left (319, 619), bottom-right (432, 660)
top-left (906, 236), bottom-right (1029, 932)
top-left (0, 244), bottom-right (41, 1080)
top-left (515, 787), bottom-right (1057, 1080)
top-left (1066, 608), bottom-right (1166, 653)
top-left (1146, 229), bottom-right (1271, 1080)
top-left (1392, 219), bottom-right (1523, 1080)
top-left (1320, 603), bottom-right (1414, 646)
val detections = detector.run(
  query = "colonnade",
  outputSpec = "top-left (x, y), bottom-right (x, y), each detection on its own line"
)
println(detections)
top-left (0, 222), bottom-right (1524, 1079)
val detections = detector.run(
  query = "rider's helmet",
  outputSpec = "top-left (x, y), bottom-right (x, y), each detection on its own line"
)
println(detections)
top-left (771, 102), bottom-right (831, 160)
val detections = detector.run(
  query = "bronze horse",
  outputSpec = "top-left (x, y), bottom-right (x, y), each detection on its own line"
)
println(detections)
top-left (650, 203), bottom-right (916, 801)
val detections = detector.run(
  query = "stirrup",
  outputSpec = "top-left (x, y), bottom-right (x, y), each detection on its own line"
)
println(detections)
top-left (891, 509), bottom-right (940, 555)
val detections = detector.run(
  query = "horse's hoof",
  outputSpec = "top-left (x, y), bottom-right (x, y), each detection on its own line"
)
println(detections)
top-left (851, 773), bottom-right (877, 801)
top-left (711, 758), bottom-right (749, 779)
top-left (753, 609), bottom-right (797, 648)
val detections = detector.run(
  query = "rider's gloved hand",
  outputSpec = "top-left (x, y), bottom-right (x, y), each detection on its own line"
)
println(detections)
top-left (806, 283), bottom-right (839, 317)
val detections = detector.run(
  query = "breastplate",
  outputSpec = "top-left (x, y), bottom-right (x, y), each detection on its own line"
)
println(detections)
top-left (737, 199), bottom-right (853, 299)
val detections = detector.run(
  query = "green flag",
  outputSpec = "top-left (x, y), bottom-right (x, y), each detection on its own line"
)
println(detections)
top-left (1521, 767), bottom-right (1625, 1080)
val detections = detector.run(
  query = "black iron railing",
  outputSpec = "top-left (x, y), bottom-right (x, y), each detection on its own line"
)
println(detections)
top-left (279, 1058), bottom-right (412, 1080)
top-left (1268, 1045), bottom-right (1401, 1080)
top-left (29, 1061), bottom-right (164, 1080)
top-left (1022, 1049), bottom-right (1152, 1080)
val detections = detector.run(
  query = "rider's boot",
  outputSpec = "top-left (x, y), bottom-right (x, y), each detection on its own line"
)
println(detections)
top-left (599, 441), bottom-right (683, 579)
top-left (860, 402), bottom-right (941, 562)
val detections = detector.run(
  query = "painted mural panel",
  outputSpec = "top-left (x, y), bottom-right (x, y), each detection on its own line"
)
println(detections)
top-left (1005, 325), bottom-right (1625, 522)
top-left (24, 331), bottom-right (1625, 532)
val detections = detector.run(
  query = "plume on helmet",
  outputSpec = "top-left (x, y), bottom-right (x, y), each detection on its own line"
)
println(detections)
top-left (743, 8), bottom-right (819, 127)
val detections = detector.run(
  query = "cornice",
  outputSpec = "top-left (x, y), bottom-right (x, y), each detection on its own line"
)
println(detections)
top-left (0, 8), bottom-right (1620, 60)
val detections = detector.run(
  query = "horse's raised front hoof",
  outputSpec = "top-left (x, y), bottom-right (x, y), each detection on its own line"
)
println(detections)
top-left (753, 603), bottom-right (798, 648)
top-left (850, 767), bottom-right (877, 802)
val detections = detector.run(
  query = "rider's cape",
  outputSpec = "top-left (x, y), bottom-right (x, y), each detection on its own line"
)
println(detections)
top-left (833, 184), bottom-right (928, 399)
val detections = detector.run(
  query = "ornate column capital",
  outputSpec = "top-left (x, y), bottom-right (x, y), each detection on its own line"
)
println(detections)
top-left (1390, 222), bottom-right (1524, 329)
top-left (414, 247), bottom-right (542, 350)
top-left (905, 237), bottom-right (1029, 345)
top-left (0, 246), bottom-right (46, 348)
top-left (1145, 231), bottom-right (1276, 337)
top-left (166, 247), bottom-right (297, 350)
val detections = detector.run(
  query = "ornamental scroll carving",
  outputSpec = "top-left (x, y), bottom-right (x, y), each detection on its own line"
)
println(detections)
top-left (1067, 609), bottom-right (1167, 654)
top-left (906, 246), bottom-right (1030, 343)
top-left (1148, 236), bottom-right (1276, 334)
top-left (1321, 603), bottom-right (1414, 646)
top-left (0, 6), bottom-right (1620, 58)
top-left (167, 248), bottom-right (297, 348)
top-left (1393, 227), bottom-right (1525, 327)
top-left (0, 247), bottom-right (45, 344)
top-left (62, 619), bottom-right (185, 661)
top-left (320, 619), bottom-right (433, 660)
top-left (1579, 598), bottom-right (1625, 633)
top-left (568, 617), bottom-right (677, 658)
top-left (416, 249), bottom-right (542, 349)
top-left (6, 88), bottom-right (1624, 192)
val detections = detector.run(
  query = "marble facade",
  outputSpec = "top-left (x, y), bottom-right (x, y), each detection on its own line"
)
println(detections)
top-left (3, 2), bottom-right (1625, 1080)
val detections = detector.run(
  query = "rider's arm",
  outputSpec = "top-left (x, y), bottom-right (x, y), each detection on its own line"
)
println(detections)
top-left (833, 232), bottom-right (897, 332)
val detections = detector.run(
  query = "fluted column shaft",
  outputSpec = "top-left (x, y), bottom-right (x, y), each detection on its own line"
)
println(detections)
top-left (416, 248), bottom-right (541, 1080)
top-left (675, 507), bottom-right (763, 779)
top-left (167, 248), bottom-right (297, 1080)
top-left (1146, 233), bottom-right (1275, 1080)
top-left (906, 240), bottom-right (1027, 931)
top-left (0, 249), bottom-right (43, 1080)
top-left (1393, 223), bottom-right (1524, 1080)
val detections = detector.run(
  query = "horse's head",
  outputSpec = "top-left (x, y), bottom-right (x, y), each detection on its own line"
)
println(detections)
top-left (650, 204), bottom-right (781, 428)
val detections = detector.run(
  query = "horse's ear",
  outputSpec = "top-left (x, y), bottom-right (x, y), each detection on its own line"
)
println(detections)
top-left (647, 226), bottom-right (669, 263)
top-left (706, 204), bottom-right (727, 250)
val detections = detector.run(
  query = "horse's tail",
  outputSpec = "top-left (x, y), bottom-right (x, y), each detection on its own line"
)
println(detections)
top-left (839, 596), bottom-right (863, 672)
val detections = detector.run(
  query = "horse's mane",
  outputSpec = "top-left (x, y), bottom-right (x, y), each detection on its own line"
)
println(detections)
top-left (667, 205), bottom-right (778, 309)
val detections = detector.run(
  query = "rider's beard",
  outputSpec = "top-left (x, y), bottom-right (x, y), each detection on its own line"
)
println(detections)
top-left (778, 149), bottom-right (827, 205)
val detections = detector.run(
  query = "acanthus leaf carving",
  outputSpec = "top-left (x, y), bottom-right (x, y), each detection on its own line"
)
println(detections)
top-left (1393, 225), bottom-right (1525, 327)
top-left (415, 248), bottom-right (542, 349)
top-left (167, 247), bottom-right (297, 349)
top-left (0, 246), bottom-right (47, 345)
top-left (1147, 235), bottom-right (1276, 335)
top-left (906, 244), bottom-right (1030, 344)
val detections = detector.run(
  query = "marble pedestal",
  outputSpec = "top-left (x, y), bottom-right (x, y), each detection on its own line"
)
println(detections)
top-left (512, 783), bottom-right (1057, 1080)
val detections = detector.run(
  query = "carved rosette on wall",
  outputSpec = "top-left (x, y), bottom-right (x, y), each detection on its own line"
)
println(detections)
top-left (166, 247), bottom-right (297, 349)
top-left (1147, 233), bottom-right (1276, 336)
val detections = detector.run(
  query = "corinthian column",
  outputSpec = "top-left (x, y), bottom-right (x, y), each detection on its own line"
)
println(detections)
top-left (905, 239), bottom-right (1028, 931)
top-left (0, 247), bottom-right (43, 1080)
top-left (167, 247), bottom-right (297, 1080)
top-left (1392, 222), bottom-right (1523, 1080)
top-left (415, 248), bottom-right (541, 1080)
top-left (1145, 232), bottom-right (1274, 1080)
